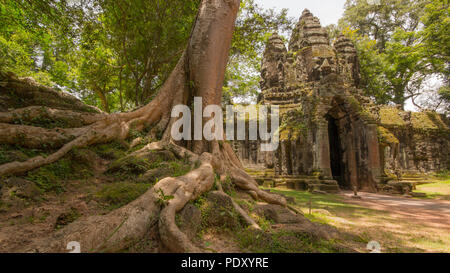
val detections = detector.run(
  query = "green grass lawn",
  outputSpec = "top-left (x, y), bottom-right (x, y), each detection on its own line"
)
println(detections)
top-left (415, 179), bottom-right (450, 200)
top-left (267, 188), bottom-right (388, 220)
top-left (265, 187), bottom-right (450, 253)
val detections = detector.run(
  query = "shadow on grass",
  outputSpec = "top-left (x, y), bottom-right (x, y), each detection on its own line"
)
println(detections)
top-left (265, 188), bottom-right (444, 253)
top-left (268, 188), bottom-right (389, 220)
top-left (415, 179), bottom-right (450, 201)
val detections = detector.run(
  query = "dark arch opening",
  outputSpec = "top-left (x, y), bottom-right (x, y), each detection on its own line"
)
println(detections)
top-left (326, 113), bottom-right (352, 190)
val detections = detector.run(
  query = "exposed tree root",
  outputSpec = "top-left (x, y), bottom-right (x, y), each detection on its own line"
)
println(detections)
top-left (287, 205), bottom-right (303, 215)
top-left (0, 106), bottom-right (106, 126)
top-left (2, 0), bottom-right (289, 253)
top-left (219, 190), bottom-right (261, 230)
top-left (0, 123), bottom-right (89, 148)
top-left (24, 190), bottom-right (161, 252)
top-left (0, 119), bottom-right (124, 176)
top-left (21, 142), bottom-right (274, 253)
top-left (229, 166), bottom-right (287, 206)
top-left (156, 153), bottom-right (216, 253)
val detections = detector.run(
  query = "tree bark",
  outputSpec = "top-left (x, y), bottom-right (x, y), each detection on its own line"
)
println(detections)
top-left (1, 0), bottom-right (286, 253)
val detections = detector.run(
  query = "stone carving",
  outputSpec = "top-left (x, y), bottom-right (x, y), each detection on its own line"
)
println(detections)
top-left (289, 9), bottom-right (337, 82)
top-left (234, 9), bottom-right (449, 194)
top-left (289, 9), bottom-right (329, 50)
top-left (260, 9), bottom-right (361, 107)
top-left (334, 34), bottom-right (360, 87)
top-left (260, 33), bottom-right (286, 91)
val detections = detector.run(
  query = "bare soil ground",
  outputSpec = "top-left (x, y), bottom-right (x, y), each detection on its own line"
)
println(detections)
top-left (341, 191), bottom-right (450, 229)
top-left (0, 176), bottom-right (112, 252)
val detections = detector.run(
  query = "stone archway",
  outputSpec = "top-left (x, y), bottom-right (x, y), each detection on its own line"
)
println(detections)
top-left (318, 95), bottom-right (381, 192)
top-left (324, 97), bottom-right (357, 190)
top-left (326, 114), bottom-right (348, 189)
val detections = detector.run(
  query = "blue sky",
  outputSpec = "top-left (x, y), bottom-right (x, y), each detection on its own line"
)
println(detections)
top-left (256, 0), bottom-right (347, 26)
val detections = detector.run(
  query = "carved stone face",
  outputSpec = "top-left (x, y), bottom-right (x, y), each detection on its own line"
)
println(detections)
top-left (302, 46), bottom-right (337, 81)
top-left (260, 34), bottom-right (287, 90)
top-left (334, 35), bottom-right (360, 86)
top-left (261, 60), bottom-right (284, 89)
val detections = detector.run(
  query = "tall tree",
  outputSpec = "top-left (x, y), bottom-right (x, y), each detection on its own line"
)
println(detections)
top-left (1, 0), bottom-right (295, 110)
top-left (0, 0), bottom-right (286, 252)
top-left (413, 0), bottom-right (450, 113)
top-left (339, 0), bottom-right (450, 109)
top-left (340, 0), bottom-right (427, 51)
top-left (100, 0), bottom-right (201, 107)
top-left (1, 0), bottom-right (202, 111)
top-left (224, 0), bottom-right (294, 104)
top-left (0, 0), bottom-right (82, 88)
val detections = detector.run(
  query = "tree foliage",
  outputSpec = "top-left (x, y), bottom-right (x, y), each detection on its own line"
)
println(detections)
top-left (1, 0), bottom-right (447, 113)
top-left (224, 0), bottom-right (294, 104)
top-left (0, 0), bottom-right (200, 112)
top-left (0, 0), bottom-right (294, 111)
top-left (0, 0), bottom-right (81, 88)
top-left (339, 0), bottom-right (449, 112)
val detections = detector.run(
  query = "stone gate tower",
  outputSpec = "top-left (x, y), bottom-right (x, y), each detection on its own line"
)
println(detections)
top-left (234, 9), bottom-right (449, 194)
top-left (258, 9), bottom-right (382, 192)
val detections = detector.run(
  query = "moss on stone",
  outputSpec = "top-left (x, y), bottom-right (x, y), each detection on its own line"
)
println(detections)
top-left (279, 127), bottom-right (291, 141)
top-left (55, 208), bottom-right (81, 229)
top-left (379, 107), bottom-right (449, 136)
top-left (94, 181), bottom-right (151, 210)
top-left (411, 111), bottom-right (447, 131)
top-left (279, 107), bottom-right (307, 141)
top-left (377, 126), bottom-right (399, 145)
top-left (379, 107), bottom-right (407, 127)
top-left (92, 141), bottom-right (128, 160)
top-left (25, 150), bottom-right (94, 193)
top-left (347, 95), bottom-right (363, 113)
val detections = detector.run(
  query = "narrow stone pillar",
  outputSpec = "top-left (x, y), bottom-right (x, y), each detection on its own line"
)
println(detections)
top-left (347, 132), bottom-right (358, 190)
top-left (366, 124), bottom-right (382, 190)
top-left (316, 121), bottom-right (333, 178)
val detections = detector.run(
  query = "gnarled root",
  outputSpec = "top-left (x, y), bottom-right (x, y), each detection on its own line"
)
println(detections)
top-left (157, 153), bottom-right (215, 252)
top-left (18, 140), bottom-right (285, 253)
top-left (230, 166), bottom-right (286, 206)
top-left (224, 191), bottom-right (261, 230)
top-left (0, 106), bottom-right (106, 126)
top-left (1, 0), bottom-right (290, 253)
top-left (21, 151), bottom-right (217, 253)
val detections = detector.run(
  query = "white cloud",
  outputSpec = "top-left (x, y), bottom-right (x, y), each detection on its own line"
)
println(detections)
top-left (256, 0), bottom-right (347, 26)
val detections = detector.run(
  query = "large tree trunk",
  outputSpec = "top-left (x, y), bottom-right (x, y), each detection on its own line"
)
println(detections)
top-left (0, 0), bottom-right (286, 253)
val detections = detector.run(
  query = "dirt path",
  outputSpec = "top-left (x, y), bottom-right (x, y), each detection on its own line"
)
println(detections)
top-left (339, 191), bottom-right (450, 230)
